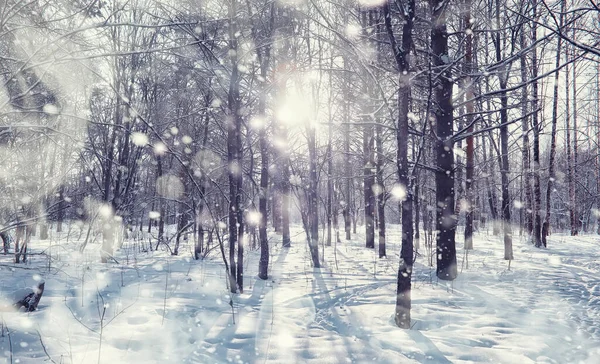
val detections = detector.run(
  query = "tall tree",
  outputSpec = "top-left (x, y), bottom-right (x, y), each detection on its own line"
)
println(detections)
top-left (383, 0), bottom-right (415, 328)
top-left (519, 18), bottom-right (533, 238)
top-left (495, 0), bottom-right (513, 262)
top-left (569, 21), bottom-right (579, 236)
top-left (542, 0), bottom-right (565, 248)
top-left (361, 8), bottom-right (377, 250)
top-left (227, 0), bottom-right (244, 292)
top-left (463, 0), bottom-right (475, 250)
top-left (531, 0), bottom-right (543, 247)
top-left (250, 1), bottom-right (275, 280)
top-left (432, 0), bottom-right (457, 280)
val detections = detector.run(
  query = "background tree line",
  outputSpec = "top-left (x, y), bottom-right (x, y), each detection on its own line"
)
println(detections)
top-left (0, 0), bottom-right (599, 328)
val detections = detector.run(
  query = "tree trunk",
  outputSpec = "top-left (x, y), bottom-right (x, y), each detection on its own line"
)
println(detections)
top-left (327, 138), bottom-right (333, 247)
top-left (361, 9), bottom-right (376, 250)
top-left (463, 0), bottom-right (475, 250)
top-left (597, 61), bottom-right (600, 235)
top-left (542, 2), bottom-right (564, 248)
top-left (570, 25), bottom-right (579, 236)
top-left (343, 55), bottom-right (352, 241)
top-left (227, 0), bottom-right (243, 292)
top-left (376, 120), bottom-right (386, 258)
top-left (383, 0), bottom-right (414, 328)
top-left (254, 4), bottom-right (274, 278)
top-left (531, 0), bottom-right (543, 247)
top-left (432, 0), bottom-right (457, 280)
top-left (495, 0), bottom-right (513, 261)
top-left (565, 45), bottom-right (576, 236)
top-left (276, 4), bottom-right (292, 248)
top-left (157, 157), bottom-right (165, 248)
top-left (519, 26), bottom-right (533, 237)
top-left (257, 93), bottom-right (270, 280)
top-left (307, 125), bottom-right (320, 268)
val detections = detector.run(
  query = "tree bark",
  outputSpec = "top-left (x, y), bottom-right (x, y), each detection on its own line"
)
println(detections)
top-left (383, 0), bottom-right (414, 328)
top-left (432, 0), bottom-right (457, 280)
top-left (307, 125), bottom-right (320, 268)
top-left (519, 25), bottom-right (533, 237)
top-left (531, 0), bottom-right (543, 247)
top-left (463, 0), bottom-right (475, 250)
top-left (227, 0), bottom-right (243, 292)
top-left (570, 25), bottom-right (579, 236)
top-left (542, 2), bottom-right (565, 248)
top-left (495, 0), bottom-right (513, 261)
top-left (361, 9), bottom-right (376, 250)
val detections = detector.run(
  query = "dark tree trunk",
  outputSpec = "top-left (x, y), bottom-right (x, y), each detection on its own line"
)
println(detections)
top-left (363, 123), bottom-right (376, 250)
top-left (361, 9), bottom-right (376, 250)
top-left (463, 0), bottom-right (475, 250)
top-left (567, 32), bottom-right (579, 236)
top-left (565, 46), bottom-right (576, 236)
top-left (157, 157), bottom-right (165, 248)
top-left (414, 179), bottom-right (420, 253)
top-left (276, 4), bottom-right (292, 248)
top-left (597, 62), bottom-right (600, 235)
top-left (253, 4), bottom-right (275, 279)
top-left (307, 126), bottom-right (320, 268)
top-left (543, 2), bottom-right (564, 248)
top-left (481, 134), bottom-right (498, 234)
top-left (227, 0), bottom-right (243, 292)
top-left (531, 0), bottom-right (543, 247)
top-left (327, 133), bottom-right (333, 247)
top-left (495, 1), bottom-right (513, 261)
top-left (519, 27), bottom-right (533, 237)
top-left (343, 57), bottom-right (352, 241)
top-left (383, 0), bottom-right (414, 328)
top-left (376, 121), bottom-right (386, 258)
top-left (257, 106), bottom-right (270, 279)
top-left (281, 154), bottom-right (291, 247)
top-left (432, 0), bottom-right (457, 280)
top-left (1, 231), bottom-right (9, 254)
top-left (571, 24), bottom-right (579, 235)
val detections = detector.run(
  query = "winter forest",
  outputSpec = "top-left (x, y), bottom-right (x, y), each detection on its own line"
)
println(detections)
top-left (0, 0), bottom-right (599, 362)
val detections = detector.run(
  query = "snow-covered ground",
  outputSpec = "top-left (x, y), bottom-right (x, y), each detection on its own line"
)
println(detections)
top-left (0, 223), bottom-right (599, 363)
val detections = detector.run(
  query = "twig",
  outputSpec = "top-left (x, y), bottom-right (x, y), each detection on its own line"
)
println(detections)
top-left (37, 329), bottom-right (57, 364)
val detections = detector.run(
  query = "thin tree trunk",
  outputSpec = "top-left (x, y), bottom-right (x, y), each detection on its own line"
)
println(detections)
top-left (463, 0), bottom-right (475, 250)
top-left (570, 24), bottom-right (579, 236)
top-left (565, 44), bottom-right (576, 236)
top-left (195, 106), bottom-right (210, 260)
top-left (383, 0), bottom-right (414, 328)
top-left (495, 0), bottom-right (513, 261)
top-left (343, 56), bottom-right (352, 241)
top-left (254, 3), bottom-right (274, 279)
top-left (276, 4), bottom-right (292, 248)
top-left (257, 106), bottom-right (270, 279)
top-left (307, 126), bottom-right (320, 268)
top-left (227, 0), bottom-right (243, 292)
top-left (519, 25), bottom-right (533, 236)
top-left (327, 130), bottom-right (333, 247)
top-left (597, 61), bottom-right (600, 235)
top-left (157, 157), bottom-right (165, 248)
top-left (376, 120), bottom-right (386, 258)
top-left (413, 177), bottom-right (420, 253)
top-left (531, 0), bottom-right (543, 247)
top-left (362, 9), bottom-right (376, 250)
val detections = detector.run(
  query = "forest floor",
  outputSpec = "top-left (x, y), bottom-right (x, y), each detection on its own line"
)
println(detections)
top-left (0, 223), bottom-right (599, 363)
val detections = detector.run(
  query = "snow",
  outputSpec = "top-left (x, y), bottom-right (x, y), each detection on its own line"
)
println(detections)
top-left (130, 132), bottom-right (149, 146)
top-left (0, 224), bottom-right (599, 363)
